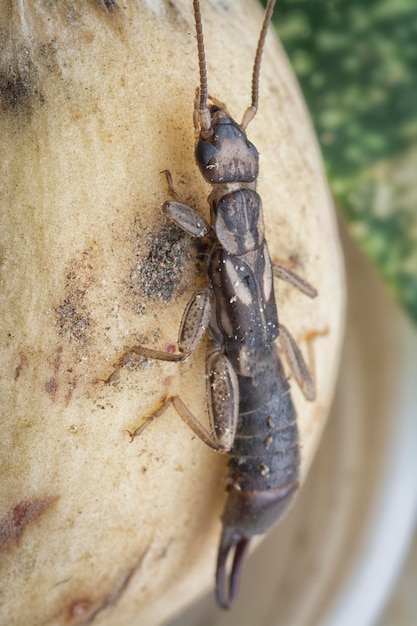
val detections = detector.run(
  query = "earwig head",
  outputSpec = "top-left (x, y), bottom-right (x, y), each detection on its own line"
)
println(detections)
top-left (193, 0), bottom-right (277, 137)
top-left (193, 0), bottom-right (276, 185)
top-left (195, 106), bottom-right (259, 185)
top-left (216, 483), bottom-right (299, 609)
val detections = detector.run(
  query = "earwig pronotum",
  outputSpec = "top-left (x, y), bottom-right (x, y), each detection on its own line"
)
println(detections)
top-left (108, 0), bottom-right (317, 609)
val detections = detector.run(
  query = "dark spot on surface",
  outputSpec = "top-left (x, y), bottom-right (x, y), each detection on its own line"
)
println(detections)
top-left (55, 294), bottom-right (92, 344)
top-left (38, 39), bottom-right (60, 72)
top-left (288, 253), bottom-right (301, 269)
top-left (98, 0), bottom-right (119, 13)
top-left (0, 496), bottom-right (58, 551)
top-left (0, 48), bottom-right (44, 115)
top-left (55, 249), bottom-right (95, 344)
top-left (130, 222), bottom-right (191, 310)
top-left (65, 379), bottom-right (77, 405)
top-left (14, 353), bottom-right (28, 380)
top-left (53, 345), bottom-right (63, 374)
top-left (162, 0), bottom-right (187, 24)
top-left (45, 377), bottom-right (58, 399)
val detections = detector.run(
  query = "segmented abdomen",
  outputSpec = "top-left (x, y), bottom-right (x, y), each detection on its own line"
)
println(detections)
top-left (227, 350), bottom-right (300, 494)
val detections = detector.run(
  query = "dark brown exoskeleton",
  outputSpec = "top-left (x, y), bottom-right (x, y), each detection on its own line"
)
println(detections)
top-left (108, 0), bottom-right (317, 610)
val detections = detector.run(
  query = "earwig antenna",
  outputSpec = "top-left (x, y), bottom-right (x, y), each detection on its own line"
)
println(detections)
top-left (193, 0), bottom-right (211, 132)
top-left (241, 0), bottom-right (276, 129)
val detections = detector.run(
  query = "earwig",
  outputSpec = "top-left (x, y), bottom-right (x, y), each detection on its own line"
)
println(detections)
top-left (109, 0), bottom-right (317, 609)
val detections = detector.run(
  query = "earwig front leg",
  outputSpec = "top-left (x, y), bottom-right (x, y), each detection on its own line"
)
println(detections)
top-left (127, 350), bottom-right (238, 453)
top-left (163, 200), bottom-right (211, 239)
top-left (278, 324), bottom-right (316, 401)
top-left (106, 288), bottom-right (211, 383)
top-left (273, 263), bottom-right (318, 299)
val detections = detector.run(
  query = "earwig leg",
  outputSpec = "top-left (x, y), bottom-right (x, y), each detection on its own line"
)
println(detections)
top-left (106, 289), bottom-right (211, 383)
top-left (160, 171), bottom-right (211, 238)
top-left (273, 263), bottom-right (317, 299)
top-left (206, 350), bottom-right (239, 451)
top-left (127, 350), bottom-right (239, 452)
top-left (278, 324), bottom-right (316, 401)
top-left (160, 169), bottom-right (181, 201)
top-left (163, 200), bottom-right (210, 239)
top-left (106, 346), bottom-right (186, 384)
top-left (298, 327), bottom-right (328, 393)
top-left (127, 393), bottom-right (232, 452)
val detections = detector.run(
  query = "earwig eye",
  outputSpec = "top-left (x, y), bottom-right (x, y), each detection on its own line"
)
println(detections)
top-left (195, 140), bottom-right (217, 168)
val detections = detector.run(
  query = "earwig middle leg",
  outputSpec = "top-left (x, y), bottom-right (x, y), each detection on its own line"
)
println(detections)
top-left (106, 345), bottom-right (188, 384)
top-left (106, 288), bottom-right (211, 383)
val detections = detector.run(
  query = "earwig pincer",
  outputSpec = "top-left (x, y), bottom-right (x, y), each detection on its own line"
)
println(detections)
top-left (109, 0), bottom-right (317, 610)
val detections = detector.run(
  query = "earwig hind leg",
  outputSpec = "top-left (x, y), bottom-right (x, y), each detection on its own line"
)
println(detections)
top-left (300, 327), bottom-right (328, 393)
top-left (106, 288), bottom-right (211, 383)
top-left (273, 262), bottom-right (317, 299)
top-left (278, 324), bottom-right (316, 401)
top-left (128, 393), bottom-right (233, 452)
top-left (206, 350), bottom-right (239, 451)
top-left (128, 348), bottom-right (239, 451)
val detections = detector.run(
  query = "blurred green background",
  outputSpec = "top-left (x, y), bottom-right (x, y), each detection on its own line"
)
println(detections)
top-left (262, 0), bottom-right (417, 323)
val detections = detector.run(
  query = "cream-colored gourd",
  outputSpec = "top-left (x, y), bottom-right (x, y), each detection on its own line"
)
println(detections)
top-left (0, 1), bottom-right (344, 625)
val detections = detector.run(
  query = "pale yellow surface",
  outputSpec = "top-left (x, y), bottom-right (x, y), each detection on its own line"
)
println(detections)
top-left (0, 1), bottom-right (344, 625)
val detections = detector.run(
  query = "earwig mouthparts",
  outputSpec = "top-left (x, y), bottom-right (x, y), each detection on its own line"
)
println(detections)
top-left (215, 530), bottom-right (251, 610)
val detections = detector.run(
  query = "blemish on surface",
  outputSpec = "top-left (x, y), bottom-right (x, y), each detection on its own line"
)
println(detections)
top-left (54, 249), bottom-right (95, 345)
top-left (0, 495), bottom-right (58, 551)
top-left (156, 540), bottom-right (172, 561)
top-left (14, 353), bottom-right (28, 380)
top-left (98, 0), bottom-right (120, 13)
top-left (65, 379), bottom-right (77, 405)
top-left (45, 377), bottom-right (58, 400)
top-left (0, 47), bottom-right (44, 116)
top-left (53, 345), bottom-right (64, 374)
top-left (128, 220), bottom-right (192, 312)
top-left (63, 550), bottom-right (148, 625)
top-left (55, 295), bottom-right (92, 344)
top-left (162, 0), bottom-right (187, 25)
